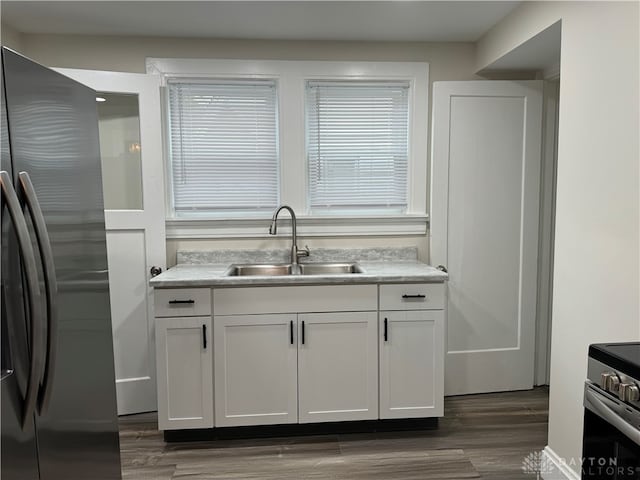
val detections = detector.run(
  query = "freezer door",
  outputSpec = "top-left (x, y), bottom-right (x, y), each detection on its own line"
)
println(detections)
top-left (1, 49), bottom-right (40, 480)
top-left (2, 48), bottom-right (122, 479)
top-left (1, 373), bottom-right (40, 480)
top-left (1, 378), bottom-right (40, 480)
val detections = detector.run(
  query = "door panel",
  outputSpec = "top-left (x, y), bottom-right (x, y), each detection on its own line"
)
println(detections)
top-left (156, 317), bottom-right (213, 430)
top-left (214, 314), bottom-right (297, 427)
top-left (298, 312), bottom-right (377, 423)
top-left (431, 80), bottom-right (543, 395)
top-left (107, 230), bottom-right (155, 414)
top-left (447, 95), bottom-right (524, 352)
top-left (0, 378), bottom-right (40, 480)
top-left (1, 75), bottom-right (39, 476)
top-left (55, 68), bottom-right (166, 414)
top-left (379, 310), bottom-right (444, 418)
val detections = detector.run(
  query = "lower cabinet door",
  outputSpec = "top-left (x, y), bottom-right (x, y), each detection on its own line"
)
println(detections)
top-left (155, 316), bottom-right (213, 430)
top-left (379, 310), bottom-right (444, 419)
top-left (214, 314), bottom-right (298, 427)
top-left (298, 311), bottom-right (378, 423)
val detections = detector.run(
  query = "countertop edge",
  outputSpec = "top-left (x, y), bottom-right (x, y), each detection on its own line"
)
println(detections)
top-left (150, 276), bottom-right (448, 288)
top-left (149, 262), bottom-right (448, 288)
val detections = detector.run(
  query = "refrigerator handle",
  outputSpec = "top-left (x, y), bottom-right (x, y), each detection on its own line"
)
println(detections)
top-left (0, 170), bottom-right (44, 429)
top-left (18, 171), bottom-right (58, 414)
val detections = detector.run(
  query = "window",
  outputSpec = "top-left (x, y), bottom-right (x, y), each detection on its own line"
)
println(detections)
top-left (306, 81), bottom-right (409, 215)
top-left (151, 58), bottom-right (429, 237)
top-left (168, 80), bottom-right (279, 216)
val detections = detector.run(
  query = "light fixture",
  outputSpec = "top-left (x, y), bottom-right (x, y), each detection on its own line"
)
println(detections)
top-left (96, 97), bottom-right (106, 103)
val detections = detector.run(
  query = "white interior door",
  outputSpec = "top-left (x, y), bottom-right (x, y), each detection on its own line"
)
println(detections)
top-left (431, 80), bottom-right (543, 396)
top-left (55, 68), bottom-right (166, 414)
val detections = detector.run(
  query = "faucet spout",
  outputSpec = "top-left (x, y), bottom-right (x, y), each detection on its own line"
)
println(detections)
top-left (268, 205), bottom-right (309, 267)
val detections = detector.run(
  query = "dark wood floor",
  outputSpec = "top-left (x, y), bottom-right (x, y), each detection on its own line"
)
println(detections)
top-left (118, 387), bottom-right (548, 480)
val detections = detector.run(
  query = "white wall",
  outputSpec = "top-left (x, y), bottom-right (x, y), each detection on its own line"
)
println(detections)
top-left (0, 22), bottom-right (24, 51)
top-left (8, 34), bottom-right (478, 265)
top-left (477, 1), bottom-right (640, 474)
top-left (18, 34), bottom-right (475, 75)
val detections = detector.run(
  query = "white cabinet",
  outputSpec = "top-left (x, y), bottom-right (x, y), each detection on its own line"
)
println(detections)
top-left (154, 281), bottom-right (446, 432)
top-left (379, 310), bottom-right (444, 418)
top-left (213, 286), bottom-right (379, 426)
top-left (298, 312), bottom-right (378, 423)
top-left (214, 311), bottom-right (378, 427)
top-left (155, 316), bottom-right (213, 430)
top-left (214, 314), bottom-right (298, 427)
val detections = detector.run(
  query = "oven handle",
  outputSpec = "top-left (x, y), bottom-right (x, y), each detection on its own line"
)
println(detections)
top-left (584, 385), bottom-right (640, 447)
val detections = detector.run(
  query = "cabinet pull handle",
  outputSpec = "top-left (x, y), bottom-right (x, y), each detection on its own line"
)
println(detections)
top-left (402, 294), bottom-right (426, 299)
top-left (202, 324), bottom-right (207, 349)
top-left (384, 318), bottom-right (388, 342)
top-left (301, 321), bottom-right (305, 345)
top-left (290, 320), bottom-right (294, 345)
top-left (169, 299), bottom-right (195, 304)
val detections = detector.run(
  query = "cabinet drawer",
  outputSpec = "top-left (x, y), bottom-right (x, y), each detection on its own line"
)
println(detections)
top-left (379, 283), bottom-right (445, 310)
top-left (154, 288), bottom-right (212, 317)
top-left (213, 285), bottom-right (377, 315)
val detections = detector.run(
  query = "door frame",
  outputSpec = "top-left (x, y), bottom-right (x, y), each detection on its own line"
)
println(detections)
top-left (535, 78), bottom-right (560, 386)
top-left (55, 68), bottom-right (166, 414)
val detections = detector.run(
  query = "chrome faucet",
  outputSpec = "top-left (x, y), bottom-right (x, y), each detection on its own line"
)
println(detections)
top-left (269, 205), bottom-right (309, 270)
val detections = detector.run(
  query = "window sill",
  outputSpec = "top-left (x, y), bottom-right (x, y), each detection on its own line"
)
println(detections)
top-left (165, 215), bottom-right (428, 239)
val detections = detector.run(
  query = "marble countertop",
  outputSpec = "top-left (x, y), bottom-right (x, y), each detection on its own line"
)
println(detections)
top-left (150, 260), bottom-right (448, 288)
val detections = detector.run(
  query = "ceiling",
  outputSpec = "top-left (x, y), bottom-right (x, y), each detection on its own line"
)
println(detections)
top-left (1, 1), bottom-right (521, 42)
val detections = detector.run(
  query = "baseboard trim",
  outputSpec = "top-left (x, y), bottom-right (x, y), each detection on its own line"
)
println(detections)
top-left (541, 446), bottom-right (581, 480)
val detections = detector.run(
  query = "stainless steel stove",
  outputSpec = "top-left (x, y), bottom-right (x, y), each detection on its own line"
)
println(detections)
top-left (583, 342), bottom-right (640, 479)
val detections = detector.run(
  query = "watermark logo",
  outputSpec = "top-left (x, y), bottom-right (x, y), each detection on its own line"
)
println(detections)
top-left (522, 451), bottom-right (640, 478)
top-left (522, 450), bottom-right (554, 479)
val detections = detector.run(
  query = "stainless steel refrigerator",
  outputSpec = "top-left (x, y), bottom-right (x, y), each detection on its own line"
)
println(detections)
top-left (1, 48), bottom-right (122, 479)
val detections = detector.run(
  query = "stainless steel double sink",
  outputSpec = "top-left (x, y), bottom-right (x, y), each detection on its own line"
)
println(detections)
top-left (224, 262), bottom-right (365, 277)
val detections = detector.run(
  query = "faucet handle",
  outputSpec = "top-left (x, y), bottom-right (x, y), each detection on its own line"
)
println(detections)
top-left (298, 245), bottom-right (310, 258)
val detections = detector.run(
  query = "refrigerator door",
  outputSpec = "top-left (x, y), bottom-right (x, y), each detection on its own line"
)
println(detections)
top-left (2, 48), bottom-right (122, 479)
top-left (1, 49), bottom-right (41, 480)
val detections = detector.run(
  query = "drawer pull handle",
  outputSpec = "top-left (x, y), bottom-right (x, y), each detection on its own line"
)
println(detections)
top-left (402, 294), bottom-right (426, 299)
top-left (290, 320), bottom-right (294, 345)
top-left (301, 321), bottom-right (305, 345)
top-left (384, 318), bottom-right (388, 342)
top-left (169, 299), bottom-right (195, 305)
top-left (202, 324), bottom-right (207, 349)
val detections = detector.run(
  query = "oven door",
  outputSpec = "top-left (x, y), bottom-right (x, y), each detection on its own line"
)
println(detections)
top-left (583, 382), bottom-right (640, 479)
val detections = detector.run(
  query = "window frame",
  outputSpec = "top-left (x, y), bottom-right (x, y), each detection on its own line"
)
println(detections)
top-left (148, 58), bottom-right (429, 238)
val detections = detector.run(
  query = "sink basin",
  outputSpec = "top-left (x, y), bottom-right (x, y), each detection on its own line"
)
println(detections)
top-left (224, 262), bottom-right (365, 276)
top-left (224, 264), bottom-right (293, 276)
top-left (299, 263), bottom-right (365, 275)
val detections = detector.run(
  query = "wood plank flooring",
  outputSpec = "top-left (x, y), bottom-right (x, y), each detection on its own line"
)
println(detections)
top-left (118, 387), bottom-right (549, 480)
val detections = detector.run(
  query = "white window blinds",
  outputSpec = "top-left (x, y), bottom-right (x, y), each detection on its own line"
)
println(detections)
top-left (306, 81), bottom-right (410, 215)
top-left (168, 80), bottom-right (279, 216)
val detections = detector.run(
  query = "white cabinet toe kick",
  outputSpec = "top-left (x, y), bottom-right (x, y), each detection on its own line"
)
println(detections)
top-left (153, 283), bottom-right (446, 436)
